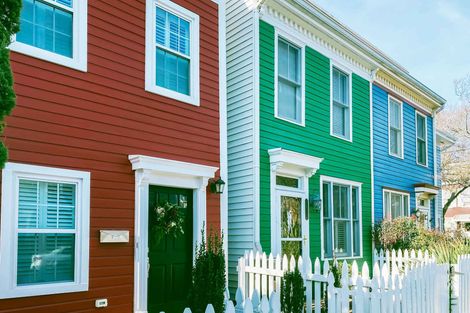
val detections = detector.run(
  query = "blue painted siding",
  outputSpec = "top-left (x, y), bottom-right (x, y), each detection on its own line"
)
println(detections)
top-left (373, 84), bottom-right (435, 222)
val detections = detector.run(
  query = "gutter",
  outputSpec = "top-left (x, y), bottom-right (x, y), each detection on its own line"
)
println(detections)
top-left (285, 0), bottom-right (446, 107)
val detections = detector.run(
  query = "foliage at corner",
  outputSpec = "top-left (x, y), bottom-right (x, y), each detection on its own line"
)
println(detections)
top-left (188, 229), bottom-right (226, 313)
top-left (373, 216), bottom-right (470, 264)
top-left (0, 0), bottom-right (22, 168)
top-left (281, 267), bottom-right (305, 313)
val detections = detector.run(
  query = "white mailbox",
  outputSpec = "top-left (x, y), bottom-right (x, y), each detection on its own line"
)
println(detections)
top-left (100, 230), bottom-right (129, 243)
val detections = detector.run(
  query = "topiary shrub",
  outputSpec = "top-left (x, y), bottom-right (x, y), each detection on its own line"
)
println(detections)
top-left (281, 267), bottom-right (305, 313)
top-left (188, 228), bottom-right (226, 313)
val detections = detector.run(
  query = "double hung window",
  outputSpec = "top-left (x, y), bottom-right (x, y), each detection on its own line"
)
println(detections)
top-left (0, 163), bottom-right (90, 298)
top-left (383, 190), bottom-right (409, 220)
top-left (11, 0), bottom-right (87, 70)
top-left (277, 38), bottom-right (302, 124)
top-left (416, 113), bottom-right (428, 166)
top-left (389, 97), bottom-right (403, 157)
top-left (332, 67), bottom-right (351, 140)
top-left (322, 179), bottom-right (361, 259)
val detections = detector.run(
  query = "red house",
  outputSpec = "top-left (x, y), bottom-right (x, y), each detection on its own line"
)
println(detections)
top-left (0, 0), bottom-right (226, 312)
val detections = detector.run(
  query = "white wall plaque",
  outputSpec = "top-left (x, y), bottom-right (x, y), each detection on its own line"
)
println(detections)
top-left (100, 230), bottom-right (129, 243)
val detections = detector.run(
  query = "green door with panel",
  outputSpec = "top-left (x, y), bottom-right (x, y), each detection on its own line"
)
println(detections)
top-left (147, 186), bottom-right (193, 313)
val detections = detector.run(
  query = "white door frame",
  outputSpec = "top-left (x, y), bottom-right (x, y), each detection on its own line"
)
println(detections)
top-left (129, 155), bottom-right (218, 313)
top-left (274, 187), bottom-right (310, 259)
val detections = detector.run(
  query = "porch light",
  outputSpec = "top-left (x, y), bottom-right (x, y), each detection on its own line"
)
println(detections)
top-left (310, 193), bottom-right (322, 212)
top-left (210, 177), bottom-right (226, 194)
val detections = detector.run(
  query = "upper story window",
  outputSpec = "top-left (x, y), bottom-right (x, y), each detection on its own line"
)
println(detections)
top-left (145, 0), bottom-right (200, 106)
top-left (322, 178), bottom-right (361, 259)
top-left (331, 67), bottom-right (351, 140)
top-left (389, 97), bottom-right (403, 158)
top-left (276, 37), bottom-right (303, 125)
top-left (10, 0), bottom-right (87, 71)
top-left (416, 113), bottom-right (428, 166)
top-left (0, 163), bottom-right (90, 299)
top-left (383, 189), bottom-right (409, 220)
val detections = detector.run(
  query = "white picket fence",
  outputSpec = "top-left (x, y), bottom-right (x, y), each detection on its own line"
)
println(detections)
top-left (456, 254), bottom-right (470, 313)
top-left (236, 250), bottom-right (450, 313)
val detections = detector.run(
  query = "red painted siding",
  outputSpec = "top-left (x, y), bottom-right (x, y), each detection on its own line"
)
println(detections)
top-left (0, 0), bottom-right (220, 312)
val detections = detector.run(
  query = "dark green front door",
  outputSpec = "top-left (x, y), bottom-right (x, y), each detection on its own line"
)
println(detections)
top-left (148, 186), bottom-right (193, 313)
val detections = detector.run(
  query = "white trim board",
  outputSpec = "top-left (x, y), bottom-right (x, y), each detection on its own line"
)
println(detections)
top-left (129, 154), bottom-right (218, 313)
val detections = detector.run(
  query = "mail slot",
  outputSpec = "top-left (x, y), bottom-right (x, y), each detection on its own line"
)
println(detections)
top-left (100, 230), bottom-right (129, 243)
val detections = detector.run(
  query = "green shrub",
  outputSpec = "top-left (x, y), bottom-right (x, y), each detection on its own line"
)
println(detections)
top-left (430, 238), bottom-right (470, 264)
top-left (281, 267), bottom-right (305, 313)
top-left (373, 217), bottom-right (420, 251)
top-left (188, 229), bottom-right (226, 313)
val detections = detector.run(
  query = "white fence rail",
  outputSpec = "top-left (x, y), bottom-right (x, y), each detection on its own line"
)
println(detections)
top-left (237, 250), bottom-right (450, 313)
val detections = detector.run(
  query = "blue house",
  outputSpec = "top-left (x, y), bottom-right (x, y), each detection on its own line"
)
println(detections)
top-left (372, 77), bottom-right (446, 229)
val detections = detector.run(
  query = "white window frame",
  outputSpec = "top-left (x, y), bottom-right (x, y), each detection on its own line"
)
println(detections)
top-left (415, 111), bottom-right (428, 167)
top-left (320, 176), bottom-right (362, 260)
top-left (145, 0), bottom-right (200, 106)
top-left (9, 0), bottom-right (87, 71)
top-left (274, 29), bottom-right (306, 127)
top-left (330, 62), bottom-right (353, 142)
top-left (382, 189), bottom-right (410, 220)
top-left (0, 163), bottom-right (90, 299)
top-left (388, 95), bottom-right (404, 158)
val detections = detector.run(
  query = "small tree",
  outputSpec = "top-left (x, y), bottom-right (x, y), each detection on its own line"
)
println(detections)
top-left (437, 74), bottom-right (470, 215)
top-left (188, 228), bottom-right (226, 313)
top-left (0, 0), bottom-right (22, 167)
top-left (281, 267), bottom-right (305, 313)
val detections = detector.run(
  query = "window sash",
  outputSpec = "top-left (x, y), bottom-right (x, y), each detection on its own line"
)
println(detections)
top-left (416, 114), bottom-right (427, 165)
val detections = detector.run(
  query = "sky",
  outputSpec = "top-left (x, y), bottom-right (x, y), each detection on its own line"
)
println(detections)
top-left (313, 0), bottom-right (470, 106)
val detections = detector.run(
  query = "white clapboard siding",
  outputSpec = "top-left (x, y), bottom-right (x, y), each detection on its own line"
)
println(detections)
top-left (226, 0), bottom-right (259, 293)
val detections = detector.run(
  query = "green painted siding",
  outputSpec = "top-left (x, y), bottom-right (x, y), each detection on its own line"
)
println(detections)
top-left (259, 20), bottom-right (372, 263)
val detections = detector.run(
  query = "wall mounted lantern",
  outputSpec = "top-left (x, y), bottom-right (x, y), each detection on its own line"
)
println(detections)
top-left (210, 177), bottom-right (226, 194)
top-left (310, 193), bottom-right (322, 212)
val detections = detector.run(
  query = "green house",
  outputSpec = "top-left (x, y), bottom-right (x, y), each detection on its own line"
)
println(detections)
top-left (226, 0), bottom-right (375, 289)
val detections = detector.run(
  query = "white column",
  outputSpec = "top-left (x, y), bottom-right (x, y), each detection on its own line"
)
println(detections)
top-left (134, 170), bottom-right (149, 313)
top-left (193, 177), bottom-right (208, 254)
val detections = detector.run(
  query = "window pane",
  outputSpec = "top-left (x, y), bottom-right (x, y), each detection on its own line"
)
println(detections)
top-left (156, 48), bottom-right (190, 95)
top-left (276, 176), bottom-right (299, 188)
top-left (417, 115), bottom-right (426, 139)
top-left (278, 80), bottom-right (299, 121)
top-left (353, 220), bottom-right (360, 256)
top-left (352, 187), bottom-right (358, 220)
top-left (334, 220), bottom-right (350, 257)
top-left (156, 7), bottom-right (191, 56)
top-left (56, 0), bottom-right (73, 7)
top-left (288, 45), bottom-right (300, 82)
top-left (332, 68), bottom-right (349, 106)
top-left (281, 196), bottom-right (301, 239)
top-left (390, 100), bottom-right (401, 129)
top-left (333, 103), bottom-right (346, 137)
top-left (17, 233), bottom-right (75, 285)
top-left (281, 241), bottom-right (301, 259)
top-left (18, 180), bottom-right (76, 229)
top-left (17, 0), bottom-right (73, 58)
top-left (390, 193), bottom-right (402, 218)
top-left (323, 183), bottom-right (330, 218)
top-left (384, 192), bottom-right (391, 219)
top-left (323, 219), bottom-right (332, 258)
top-left (333, 185), bottom-right (340, 218)
top-left (418, 139), bottom-right (426, 164)
top-left (278, 40), bottom-right (288, 78)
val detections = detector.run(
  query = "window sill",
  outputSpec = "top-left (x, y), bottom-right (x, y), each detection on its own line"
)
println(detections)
top-left (274, 114), bottom-right (305, 127)
top-left (9, 41), bottom-right (87, 72)
top-left (145, 84), bottom-right (200, 106)
top-left (330, 132), bottom-right (352, 142)
top-left (0, 282), bottom-right (88, 299)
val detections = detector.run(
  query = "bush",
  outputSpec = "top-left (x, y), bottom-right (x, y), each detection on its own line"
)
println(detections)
top-left (188, 229), bottom-right (226, 313)
top-left (281, 267), bottom-right (305, 313)
top-left (374, 217), bottom-right (470, 264)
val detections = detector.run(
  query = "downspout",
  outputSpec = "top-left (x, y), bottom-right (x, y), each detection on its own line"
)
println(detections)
top-left (253, 6), bottom-right (261, 249)
top-left (218, 0), bottom-right (229, 282)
